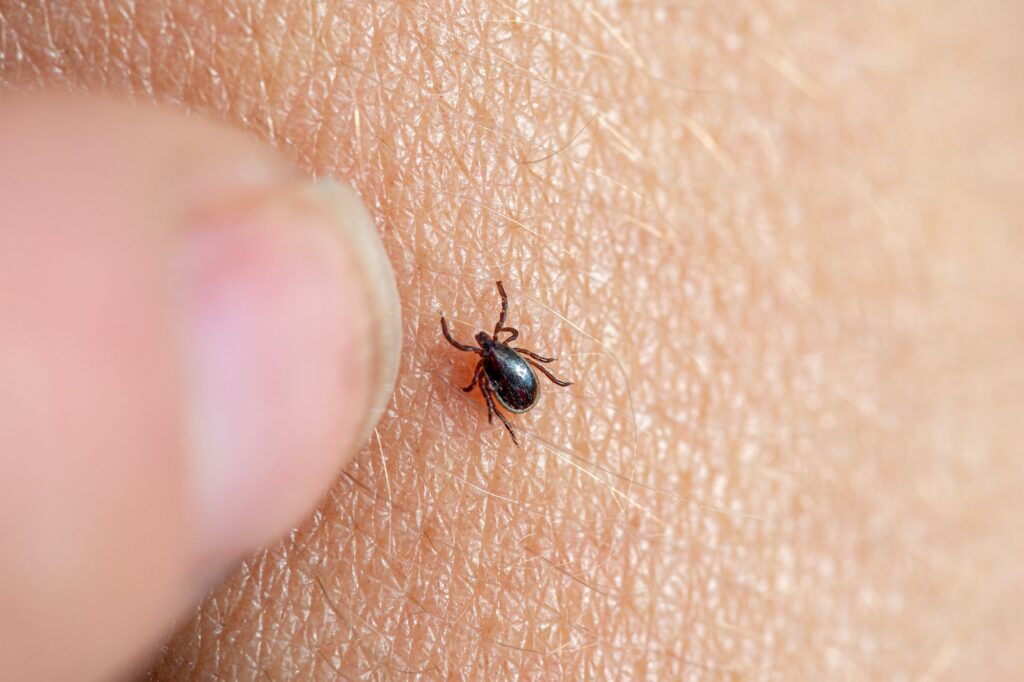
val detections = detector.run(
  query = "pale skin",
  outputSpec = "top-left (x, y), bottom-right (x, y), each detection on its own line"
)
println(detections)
top-left (3, 0), bottom-right (1024, 678)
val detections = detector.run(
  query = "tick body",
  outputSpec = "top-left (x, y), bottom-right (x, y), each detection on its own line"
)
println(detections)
top-left (441, 281), bottom-right (571, 446)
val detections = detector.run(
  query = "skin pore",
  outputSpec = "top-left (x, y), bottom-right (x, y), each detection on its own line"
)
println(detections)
top-left (3, 0), bottom-right (1024, 678)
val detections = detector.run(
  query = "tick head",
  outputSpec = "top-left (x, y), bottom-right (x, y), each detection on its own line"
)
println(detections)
top-left (475, 331), bottom-right (494, 348)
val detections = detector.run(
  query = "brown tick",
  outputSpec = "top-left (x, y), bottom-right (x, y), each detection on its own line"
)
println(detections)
top-left (441, 281), bottom-right (572, 446)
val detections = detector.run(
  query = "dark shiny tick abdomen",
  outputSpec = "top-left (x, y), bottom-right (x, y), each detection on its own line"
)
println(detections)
top-left (483, 343), bottom-right (539, 413)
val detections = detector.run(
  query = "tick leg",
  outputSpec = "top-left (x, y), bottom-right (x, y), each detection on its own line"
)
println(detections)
top-left (528, 359), bottom-right (572, 387)
top-left (478, 376), bottom-right (496, 424)
top-left (480, 376), bottom-right (519, 446)
top-left (515, 347), bottom-right (556, 363)
top-left (462, 362), bottom-right (483, 392)
top-left (497, 326), bottom-right (519, 343)
top-left (492, 281), bottom-right (510, 337)
top-left (441, 316), bottom-right (481, 353)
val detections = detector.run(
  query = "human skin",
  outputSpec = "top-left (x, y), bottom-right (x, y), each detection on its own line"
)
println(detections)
top-left (2, 0), bottom-right (1024, 678)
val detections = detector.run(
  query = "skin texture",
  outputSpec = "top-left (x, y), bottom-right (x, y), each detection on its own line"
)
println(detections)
top-left (3, 0), bottom-right (1024, 678)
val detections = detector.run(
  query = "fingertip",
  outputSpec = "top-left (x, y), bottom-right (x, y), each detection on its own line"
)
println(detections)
top-left (0, 93), bottom-right (402, 679)
top-left (183, 178), bottom-right (402, 567)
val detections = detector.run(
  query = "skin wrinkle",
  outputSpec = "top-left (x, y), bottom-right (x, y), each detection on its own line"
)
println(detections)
top-left (2, 0), bottom-right (1024, 679)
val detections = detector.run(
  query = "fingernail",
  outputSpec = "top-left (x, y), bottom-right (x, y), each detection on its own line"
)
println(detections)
top-left (182, 179), bottom-right (400, 565)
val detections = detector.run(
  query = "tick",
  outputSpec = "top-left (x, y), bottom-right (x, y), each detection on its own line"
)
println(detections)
top-left (441, 281), bottom-right (572, 446)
